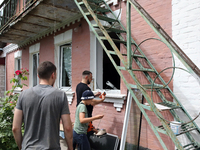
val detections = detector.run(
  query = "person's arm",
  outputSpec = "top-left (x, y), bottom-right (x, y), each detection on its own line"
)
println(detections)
top-left (12, 108), bottom-right (23, 150)
top-left (91, 95), bottom-right (105, 106)
top-left (61, 114), bottom-right (73, 150)
top-left (79, 112), bottom-right (104, 124)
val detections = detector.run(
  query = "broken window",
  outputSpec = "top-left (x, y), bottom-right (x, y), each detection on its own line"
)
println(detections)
top-left (32, 52), bottom-right (39, 86)
top-left (59, 44), bottom-right (71, 88)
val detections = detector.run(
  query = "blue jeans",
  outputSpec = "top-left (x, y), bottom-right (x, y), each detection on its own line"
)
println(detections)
top-left (73, 130), bottom-right (91, 150)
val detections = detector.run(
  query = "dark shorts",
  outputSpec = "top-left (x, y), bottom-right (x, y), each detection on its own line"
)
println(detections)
top-left (73, 130), bottom-right (91, 150)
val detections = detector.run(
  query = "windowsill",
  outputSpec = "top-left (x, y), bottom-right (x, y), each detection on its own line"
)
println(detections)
top-left (60, 88), bottom-right (127, 111)
top-left (60, 88), bottom-right (75, 105)
top-left (13, 87), bottom-right (23, 94)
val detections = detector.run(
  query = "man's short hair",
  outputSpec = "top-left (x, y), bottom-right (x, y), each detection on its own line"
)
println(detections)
top-left (37, 61), bottom-right (56, 80)
top-left (82, 70), bottom-right (92, 76)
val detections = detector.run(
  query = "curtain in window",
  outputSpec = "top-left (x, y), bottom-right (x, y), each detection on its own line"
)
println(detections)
top-left (33, 53), bottom-right (38, 86)
top-left (61, 46), bottom-right (71, 87)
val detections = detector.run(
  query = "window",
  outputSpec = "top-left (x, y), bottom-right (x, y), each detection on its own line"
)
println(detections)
top-left (29, 43), bottom-right (40, 87)
top-left (14, 51), bottom-right (22, 71)
top-left (96, 32), bottom-right (120, 90)
top-left (32, 52), bottom-right (39, 86)
top-left (54, 30), bottom-right (74, 104)
top-left (59, 44), bottom-right (72, 88)
top-left (90, 31), bottom-right (126, 111)
top-left (16, 58), bottom-right (21, 71)
top-left (14, 50), bottom-right (22, 85)
top-left (14, 50), bottom-right (22, 93)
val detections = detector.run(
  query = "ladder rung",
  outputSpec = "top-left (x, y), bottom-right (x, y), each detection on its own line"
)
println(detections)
top-left (133, 54), bottom-right (146, 58)
top-left (78, 1), bottom-right (84, 5)
top-left (134, 68), bottom-right (155, 72)
top-left (89, 3), bottom-right (110, 13)
top-left (93, 24), bottom-right (126, 33)
top-left (87, 0), bottom-right (104, 4)
top-left (144, 103), bottom-right (172, 111)
top-left (100, 36), bottom-right (136, 45)
top-left (100, 36), bottom-right (127, 44)
top-left (176, 128), bottom-right (197, 136)
top-left (183, 143), bottom-right (195, 148)
top-left (116, 66), bottom-right (154, 72)
top-left (158, 102), bottom-right (181, 109)
top-left (175, 143), bottom-right (195, 150)
top-left (155, 126), bottom-right (167, 135)
top-left (122, 53), bottom-right (146, 58)
top-left (96, 14), bottom-right (118, 22)
top-left (142, 84), bottom-right (164, 89)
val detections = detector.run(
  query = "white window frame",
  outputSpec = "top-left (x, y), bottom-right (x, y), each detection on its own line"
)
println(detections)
top-left (59, 44), bottom-right (72, 90)
top-left (54, 29), bottom-right (72, 90)
top-left (14, 50), bottom-right (22, 92)
top-left (54, 29), bottom-right (74, 105)
top-left (29, 43), bottom-right (40, 87)
top-left (14, 50), bottom-right (22, 71)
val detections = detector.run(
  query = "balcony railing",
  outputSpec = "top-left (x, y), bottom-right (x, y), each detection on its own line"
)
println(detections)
top-left (0, 0), bottom-right (36, 30)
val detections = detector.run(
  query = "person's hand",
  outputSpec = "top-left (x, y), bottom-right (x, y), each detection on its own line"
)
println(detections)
top-left (93, 128), bottom-right (98, 133)
top-left (101, 94), bottom-right (106, 101)
top-left (95, 115), bottom-right (104, 119)
top-left (95, 92), bottom-right (101, 97)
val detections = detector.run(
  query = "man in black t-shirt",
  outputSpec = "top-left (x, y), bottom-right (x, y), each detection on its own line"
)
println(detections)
top-left (76, 70), bottom-right (104, 117)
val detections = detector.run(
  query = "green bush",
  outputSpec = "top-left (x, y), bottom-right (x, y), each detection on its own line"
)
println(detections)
top-left (0, 68), bottom-right (29, 150)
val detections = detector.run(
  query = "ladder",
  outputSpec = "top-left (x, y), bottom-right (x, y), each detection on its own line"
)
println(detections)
top-left (73, 0), bottom-right (200, 149)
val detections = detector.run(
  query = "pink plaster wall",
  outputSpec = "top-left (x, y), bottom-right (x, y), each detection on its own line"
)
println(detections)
top-left (6, 52), bottom-right (15, 90)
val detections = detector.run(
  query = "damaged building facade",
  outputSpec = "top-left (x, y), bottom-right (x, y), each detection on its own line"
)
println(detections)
top-left (1, 0), bottom-right (200, 149)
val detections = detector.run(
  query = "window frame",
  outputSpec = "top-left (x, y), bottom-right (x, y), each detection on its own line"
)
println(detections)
top-left (29, 43), bottom-right (40, 87)
top-left (14, 50), bottom-right (22, 86)
top-left (59, 44), bottom-right (72, 90)
top-left (90, 34), bottom-right (120, 94)
top-left (54, 29), bottom-right (72, 91)
top-left (32, 52), bottom-right (39, 87)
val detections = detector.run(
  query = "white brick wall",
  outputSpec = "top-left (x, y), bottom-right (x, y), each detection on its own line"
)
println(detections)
top-left (172, 0), bottom-right (200, 146)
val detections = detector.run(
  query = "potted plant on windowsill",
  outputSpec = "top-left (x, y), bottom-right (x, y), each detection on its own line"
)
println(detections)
top-left (0, 68), bottom-right (29, 150)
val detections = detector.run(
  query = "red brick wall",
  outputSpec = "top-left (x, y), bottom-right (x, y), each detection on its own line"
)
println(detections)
top-left (71, 20), bottom-right (91, 92)
top-left (6, 52), bottom-right (15, 90)
top-left (21, 47), bottom-right (29, 90)
top-left (40, 35), bottom-right (55, 63)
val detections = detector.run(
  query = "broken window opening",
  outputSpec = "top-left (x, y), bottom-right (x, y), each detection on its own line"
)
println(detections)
top-left (96, 32), bottom-right (120, 90)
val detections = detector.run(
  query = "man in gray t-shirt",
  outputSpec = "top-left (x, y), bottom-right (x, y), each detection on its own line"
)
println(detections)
top-left (12, 61), bottom-right (73, 150)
